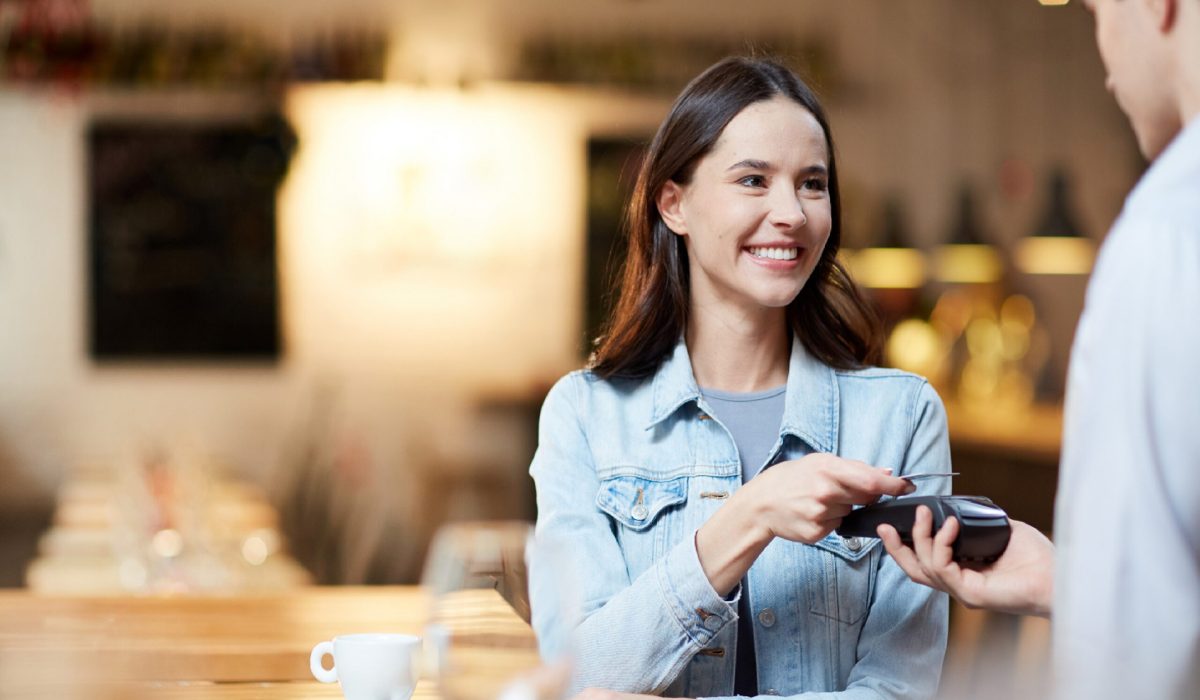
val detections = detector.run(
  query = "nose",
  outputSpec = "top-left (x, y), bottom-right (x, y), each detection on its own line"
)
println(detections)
top-left (768, 186), bottom-right (807, 230)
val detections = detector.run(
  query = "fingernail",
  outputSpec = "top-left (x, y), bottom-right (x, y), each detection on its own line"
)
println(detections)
top-left (904, 482), bottom-right (917, 494)
top-left (881, 468), bottom-right (893, 475)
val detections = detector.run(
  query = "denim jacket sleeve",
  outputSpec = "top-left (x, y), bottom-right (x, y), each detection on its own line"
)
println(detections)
top-left (528, 373), bottom-right (739, 694)
top-left (703, 381), bottom-right (951, 700)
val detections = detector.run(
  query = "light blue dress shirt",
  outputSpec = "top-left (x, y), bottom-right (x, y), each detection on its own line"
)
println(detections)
top-left (1053, 116), bottom-right (1200, 699)
top-left (529, 337), bottom-right (950, 699)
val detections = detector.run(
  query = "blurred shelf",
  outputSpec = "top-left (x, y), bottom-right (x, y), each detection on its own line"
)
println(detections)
top-left (944, 400), bottom-right (1062, 532)
top-left (945, 400), bottom-right (1062, 464)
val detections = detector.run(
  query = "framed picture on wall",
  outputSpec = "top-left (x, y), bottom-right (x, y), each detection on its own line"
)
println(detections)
top-left (86, 92), bottom-right (295, 362)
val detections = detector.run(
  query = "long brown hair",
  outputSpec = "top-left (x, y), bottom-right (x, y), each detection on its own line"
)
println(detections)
top-left (590, 57), bottom-right (881, 380)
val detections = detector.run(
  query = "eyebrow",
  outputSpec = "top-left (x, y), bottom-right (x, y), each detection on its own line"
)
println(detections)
top-left (726, 159), bottom-right (828, 177)
top-left (727, 159), bottom-right (772, 171)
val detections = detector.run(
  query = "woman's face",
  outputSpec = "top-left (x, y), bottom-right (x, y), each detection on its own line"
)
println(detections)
top-left (658, 96), bottom-right (832, 316)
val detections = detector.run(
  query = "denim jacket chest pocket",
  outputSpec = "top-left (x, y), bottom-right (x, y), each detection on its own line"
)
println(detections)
top-left (596, 475), bottom-right (689, 569)
top-left (805, 533), bottom-right (881, 626)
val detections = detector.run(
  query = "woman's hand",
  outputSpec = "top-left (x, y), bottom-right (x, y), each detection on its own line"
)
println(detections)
top-left (697, 453), bottom-right (913, 595)
top-left (878, 507), bottom-right (1055, 618)
top-left (748, 453), bottom-right (916, 543)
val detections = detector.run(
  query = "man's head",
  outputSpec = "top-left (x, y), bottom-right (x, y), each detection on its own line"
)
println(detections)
top-left (1083, 0), bottom-right (1198, 159)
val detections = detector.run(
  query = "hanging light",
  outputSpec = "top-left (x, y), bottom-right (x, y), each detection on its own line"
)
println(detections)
top-left (934, 184), bottom-right (1003, 284)
top-left (843, 196), bottom-right (927, 290)
top-left (1015, 168), bottom-right (1095, 275)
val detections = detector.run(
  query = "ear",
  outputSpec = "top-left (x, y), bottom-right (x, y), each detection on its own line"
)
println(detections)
top-left (656, 180), bottom-right (689, 236)
top-left (1144, 0), bottom-right (1177, 32)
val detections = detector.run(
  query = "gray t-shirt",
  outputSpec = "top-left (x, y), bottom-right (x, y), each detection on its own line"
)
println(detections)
top-left (699, 384), bottom-right (787, 696)
top-left (700, 385), bottom-right (787, 483)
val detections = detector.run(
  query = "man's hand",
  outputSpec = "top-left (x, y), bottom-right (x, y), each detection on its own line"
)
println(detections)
top-left (878, 506), bottom-right (1056, 618)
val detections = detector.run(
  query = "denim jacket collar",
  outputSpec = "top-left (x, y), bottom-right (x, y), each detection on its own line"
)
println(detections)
top-left (646, 335), bottom-right (839, 453)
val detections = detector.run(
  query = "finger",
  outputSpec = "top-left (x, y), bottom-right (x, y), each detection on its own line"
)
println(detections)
top-left (868, 464), bottom-right (917, 497)
top-left (831, 462), bottom-right (913, 501)
top-left (823, 503), bottom-right (853, 521)
top-left (876, 470), bottom-right (916, 497)
top-left (877, 524), bottom-right (937, 589)
top-left (930, 515), bottom-right (961, 571)
top-left (923, 516), bottom-right (972, 597)
top-left (910, 505), bottom-right (937, 566)
top-left (871, 467), bottom-right (915, 501)
top-left (813, 522), bottom-right (840, 541)
top-left (909, 505), bottom-right (946, 585)
top-left (802, 521), bottom-right (836, 543)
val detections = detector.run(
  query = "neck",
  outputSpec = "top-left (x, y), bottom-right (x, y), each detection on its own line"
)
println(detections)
top-left (1175, 1), bottom-right (1200, 124)
top-left (686, 302), bottom-right (790, 393)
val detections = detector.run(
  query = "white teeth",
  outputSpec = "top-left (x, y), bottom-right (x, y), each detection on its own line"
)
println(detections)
top-left (749, 246), bottom-right (799, 261)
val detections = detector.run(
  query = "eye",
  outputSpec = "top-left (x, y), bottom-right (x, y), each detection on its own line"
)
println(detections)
top-left (801, 176), bottom-right (828, 192)
top-left (737, 174), bottom-right (767, 188)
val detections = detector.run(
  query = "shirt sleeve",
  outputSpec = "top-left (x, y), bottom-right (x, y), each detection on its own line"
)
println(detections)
top-left (527, 373), bottom-right (739, 694)
top-left (1143, 222), bottom-right (1200, 557)
top-left (1053, 214), bottom-right (1200, 698)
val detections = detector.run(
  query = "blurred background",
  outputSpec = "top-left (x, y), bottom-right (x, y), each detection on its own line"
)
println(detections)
top-left (0, 0), bottom-right (1133, 692)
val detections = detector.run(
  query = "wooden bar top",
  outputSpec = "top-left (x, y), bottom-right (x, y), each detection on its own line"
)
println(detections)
top-left (0, 586), bottom-right (536, 699)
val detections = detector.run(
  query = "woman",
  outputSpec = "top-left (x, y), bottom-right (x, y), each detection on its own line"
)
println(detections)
top-left (529, 57), bottom-right (950, 699)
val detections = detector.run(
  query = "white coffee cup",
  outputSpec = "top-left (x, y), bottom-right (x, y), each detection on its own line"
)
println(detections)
top-left (310, 633), bottom-right (422, 700)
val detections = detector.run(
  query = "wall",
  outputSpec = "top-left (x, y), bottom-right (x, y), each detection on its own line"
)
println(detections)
top-left (0, 0), bottom-right (1141, 512)
top-left (0, 84), bottom-right (664, 512)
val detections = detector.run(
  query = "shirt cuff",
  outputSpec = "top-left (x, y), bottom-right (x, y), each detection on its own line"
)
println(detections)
top-left (654, 529), bottom-right (739, 646)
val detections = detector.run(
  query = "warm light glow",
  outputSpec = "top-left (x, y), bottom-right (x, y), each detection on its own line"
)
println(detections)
top-left (886, 319), bottom-right (943, 380)
top-left (281, 84), bottom-right (587, 389)
top-left (286, 87), bottom-right (561, 268)
top-left (151, 528), bottom-right (184, 558)
top-left (1039, 0), bottom-right (1070, 6)
top-left (934, 244), bottom-right (1003, 284)
top-left (966, 317), bottom-right (1004, 358)
top-left (1015, 236), bottom-right (1095, 275)
top-left (1000, 294), bottom-right (1037, 330)
top-left (841, 248), bottom-right (928, 289)
top-left (242, 537), bottom-right (269, 566)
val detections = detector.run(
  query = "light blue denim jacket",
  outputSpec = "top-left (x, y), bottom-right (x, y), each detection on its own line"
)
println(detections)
top-left (529, 338), bottom-right (949, 699)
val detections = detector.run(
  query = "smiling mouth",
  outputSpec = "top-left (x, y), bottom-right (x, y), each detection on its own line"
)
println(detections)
top-left (747, 246), bottom-right (800, 261)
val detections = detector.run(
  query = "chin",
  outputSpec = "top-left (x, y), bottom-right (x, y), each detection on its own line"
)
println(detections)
top-left (753, 286), bottom-right (807, 309)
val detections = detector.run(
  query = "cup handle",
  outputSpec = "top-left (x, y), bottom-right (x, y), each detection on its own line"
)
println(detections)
top-left (310, 641), bottom-right (337, 683)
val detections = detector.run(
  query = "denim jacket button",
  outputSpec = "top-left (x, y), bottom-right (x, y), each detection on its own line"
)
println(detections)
top-left (757, 608), bottom-right (776, 627)
top-left (631, 504), bottom-right (649, 520)
top-left (844, 536), bottom-right (863, 552)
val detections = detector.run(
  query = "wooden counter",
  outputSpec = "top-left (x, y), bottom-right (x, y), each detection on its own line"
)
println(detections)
top-left (0, 586), bottom-right (536, 699)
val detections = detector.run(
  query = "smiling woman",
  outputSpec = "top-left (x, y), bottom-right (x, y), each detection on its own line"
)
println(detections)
top-left (656, 97), bottom-right (833, 316)
top-left (528, 57), bottom-right (951, 700)
top-left (590, 58), bottom-right (880, 383)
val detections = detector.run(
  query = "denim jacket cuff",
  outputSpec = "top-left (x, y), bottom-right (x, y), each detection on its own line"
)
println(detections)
top-left (654, 529), bottom-right (739, 647)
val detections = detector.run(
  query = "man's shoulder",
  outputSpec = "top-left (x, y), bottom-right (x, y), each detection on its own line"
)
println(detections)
top-left (1123, 127), bottom-right (1200, 225)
